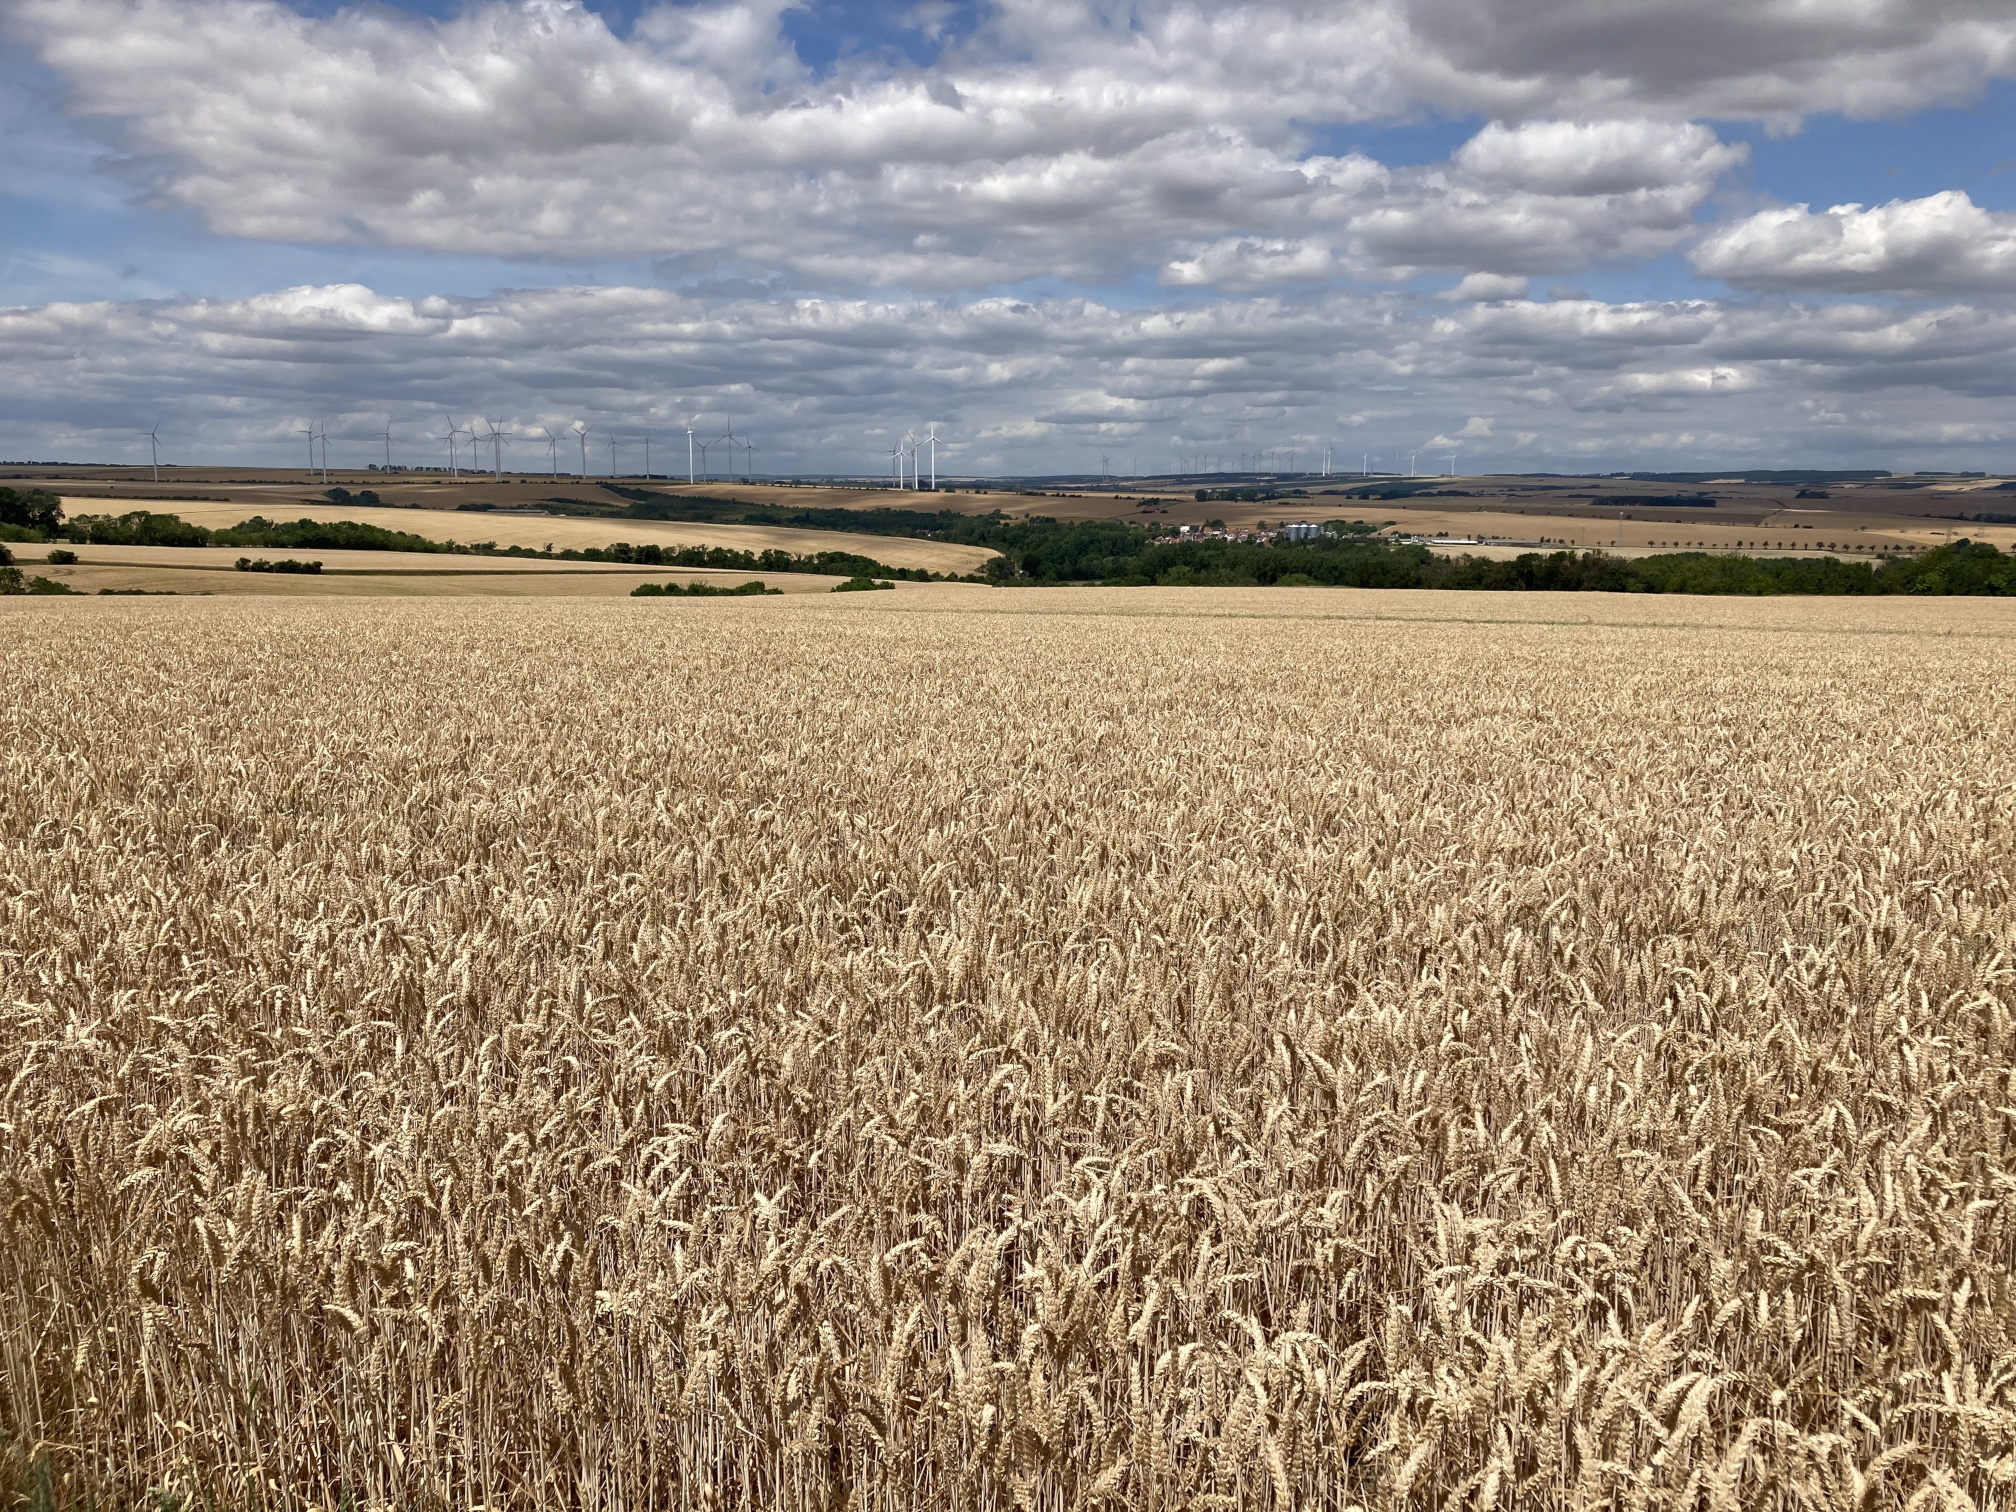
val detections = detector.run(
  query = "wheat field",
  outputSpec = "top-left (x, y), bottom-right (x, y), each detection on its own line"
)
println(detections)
top-left (4, 588), bottom-right (2015, 1510)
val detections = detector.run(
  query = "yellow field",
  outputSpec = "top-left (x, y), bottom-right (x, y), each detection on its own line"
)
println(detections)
top-left (4, 589), bottom-right (2014, 1508)
top-left (55, 497), bottom-right (1000, 577)
top-left (23, 552), bottom-right (873, 598)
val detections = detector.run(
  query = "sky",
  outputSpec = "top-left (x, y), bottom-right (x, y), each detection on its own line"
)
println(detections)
top-left (2, 0), bottom-right (2015, 477)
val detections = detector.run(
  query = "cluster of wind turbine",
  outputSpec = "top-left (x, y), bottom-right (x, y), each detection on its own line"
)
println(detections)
top-left (296, 420), bottom-right (332, 481)
top-left (484, 419), bottom-right (509, 482)
top-left (883, 424), bottom-right (942, 489)
top-left (265, 406), bottom-right (955, 484)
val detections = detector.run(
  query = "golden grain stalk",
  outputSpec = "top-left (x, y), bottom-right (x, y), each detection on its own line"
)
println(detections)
top-left (2, 588), bottom-right (2013, 1509)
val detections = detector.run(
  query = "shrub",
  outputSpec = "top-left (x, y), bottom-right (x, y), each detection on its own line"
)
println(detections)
top-left (45, 549), bottom-right (78, 565)
top-left (831, 576), bottom-right (895, 592)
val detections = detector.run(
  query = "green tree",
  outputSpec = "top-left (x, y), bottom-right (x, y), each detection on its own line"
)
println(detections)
top-left (0, 487), bottom-right (62, 538)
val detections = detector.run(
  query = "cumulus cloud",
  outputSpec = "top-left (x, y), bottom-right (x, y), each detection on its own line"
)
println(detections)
top-left (0, 0), bottom-right (1843, 291)
top-left (6, 278), bottom-right (2016, 474)
top-left (1446, 273), bottom-right (1529, 301)
top-left (1399, 0), bottom-right (2016, 121)
top-left (1692, 191), bottom-right (2016, 295)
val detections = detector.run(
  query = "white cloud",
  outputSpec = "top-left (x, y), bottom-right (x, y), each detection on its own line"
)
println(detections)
top-left (1691, 191), bottom-right (2016, 295)
top-left (1162, 239), bottom-right (1340, 290)
top-left (1452, 119), bottom-right (1743, 196)
top-left (0, 0), bottom-right (1839, 292)
top-left (6, 279), bottom-right (2016, 474)
top-left (1446, 273), bottom-right (1529, 301)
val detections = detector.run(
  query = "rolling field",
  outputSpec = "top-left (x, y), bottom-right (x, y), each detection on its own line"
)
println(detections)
top-left (19, 546), bottom-right (871, 597)
top-left (4, 588), bottom-right (2016, 1508)
top-left (52, 498), bottom-right (1001, 577)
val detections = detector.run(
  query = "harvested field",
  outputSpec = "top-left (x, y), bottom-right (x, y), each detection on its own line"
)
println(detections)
top-left (4, 588), bottom-right (2015, 1509)
top-left (25, 558), bottom-right (866, 598)
top-left (54, 498), bottom-right (999, 577)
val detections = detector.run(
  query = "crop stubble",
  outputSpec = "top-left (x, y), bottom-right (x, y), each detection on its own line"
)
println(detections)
top-left (3, 591), bottom-right (2014, 1509)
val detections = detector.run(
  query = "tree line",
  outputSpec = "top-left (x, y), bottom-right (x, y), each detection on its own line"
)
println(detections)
top-left (13, 488), bottom-right (2016, 597)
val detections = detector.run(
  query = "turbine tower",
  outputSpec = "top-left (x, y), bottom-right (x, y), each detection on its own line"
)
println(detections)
top-left (543, 427), bottom-right (561, 477)
top-left (484, 419), bottom-right (508, 482)
top-left (573, 422), bottom-right (589, 479)
top-left (438, 420), bottom-right (460, 477)
top-left (381, 425), bottom-right (394, 471)
top-left (144, 422), bottom-right (163, 483)
top-left (922, 425), bottom-right (941, 491)
top-left (715, 415), bottom-right (740, 482)
top-left (686, 426), bottom-right (695, 484)
top-left (300, 422), bottom-right (318, 476)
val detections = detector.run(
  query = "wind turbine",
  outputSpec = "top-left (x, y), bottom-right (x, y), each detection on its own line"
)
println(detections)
top-left (608, 432), bottom-right (619, 478)
top-left (715, 415), bottom-right (740, 481)
top-left (543, 427), bottom-right (561, 477)
top-left (1100, 453), bottom-right (1111, 481)
top-left (686, 426), bottom-right (695, 484)
top-left (573, 422), bottom-right (589, 478)
top-left (316, 423), bottom-right (331, 483)
top-left (742, 435), bottom-right (757, 481)
top-left (484, 418), bottom-right (508, 482)
top-left (888, 438), bottom-right (905, 487)
top-left (922, 425), bottom-right (941, 491)
top-left (381, 425), bottom-right (394, 471)
top-left (643, 429), bottom-right (652, 479)
top-left (142, 422), bottom-right (163, 482)
top-left (300, 422), bottom-right (318, 476)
